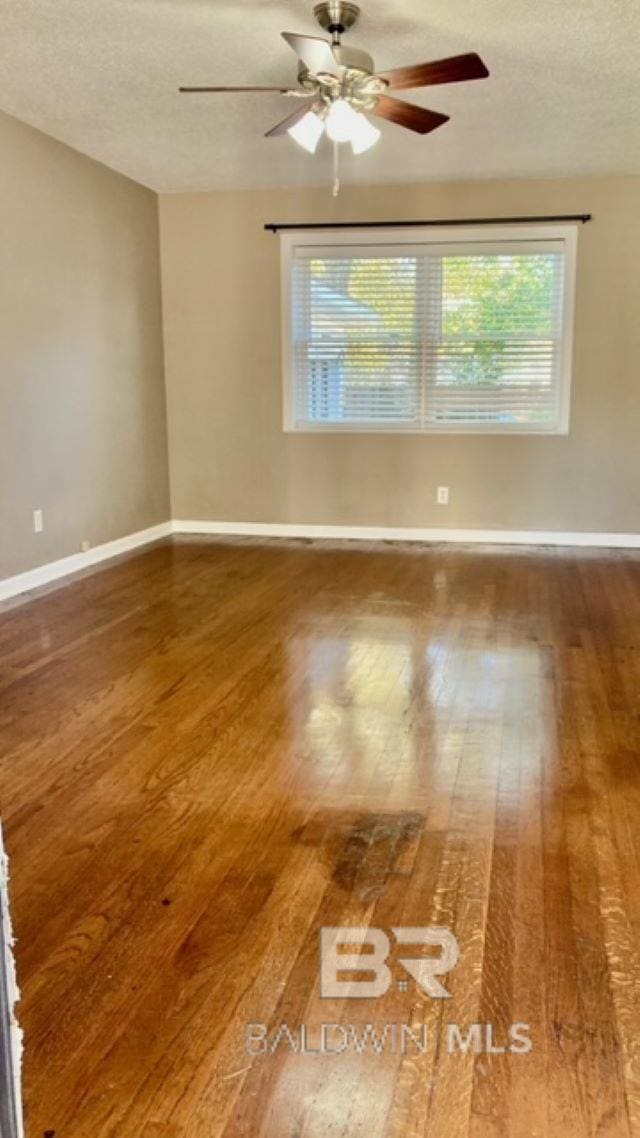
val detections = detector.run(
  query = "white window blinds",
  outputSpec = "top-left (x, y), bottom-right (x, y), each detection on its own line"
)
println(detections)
top-left (282, 226), bottom-right (576, 434)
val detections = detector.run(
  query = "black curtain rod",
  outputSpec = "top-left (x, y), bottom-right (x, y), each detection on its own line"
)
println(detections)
top-left (265, 214), bottom-right (591, 233)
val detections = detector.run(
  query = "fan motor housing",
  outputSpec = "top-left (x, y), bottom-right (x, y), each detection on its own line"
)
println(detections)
top-left (314, 2), bottom-right (361, 37)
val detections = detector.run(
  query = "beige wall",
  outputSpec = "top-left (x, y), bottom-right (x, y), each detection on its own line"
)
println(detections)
top-left (159, 177), bottom-right (640, 534)
top-left (0, 110), bottom-right (170, 579)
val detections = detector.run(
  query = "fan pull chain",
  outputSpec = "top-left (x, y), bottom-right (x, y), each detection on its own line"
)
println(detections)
top-left (332, 141), bottom-right (340, 197)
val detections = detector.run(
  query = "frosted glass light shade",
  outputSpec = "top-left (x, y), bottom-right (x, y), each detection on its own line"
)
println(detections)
top-left (350, 112), bottom-right (381, 154)
top-left (325, 98), bottom-right (362, 143)
top-left (288, 111), bottom-right (325, 153)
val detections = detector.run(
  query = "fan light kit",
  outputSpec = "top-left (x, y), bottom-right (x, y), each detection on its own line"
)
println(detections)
top-left (180, 2), bottom-right (489, 192)
top-left (290, 99), bottom-right (381, 154)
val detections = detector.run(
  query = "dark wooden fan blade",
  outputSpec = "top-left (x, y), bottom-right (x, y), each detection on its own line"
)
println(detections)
top-left (265, 100), bottom-right (316, 137)
top-left (180, 86), bottom-right (293, 93)
top-left (376, 52), bottom-right (489, 91)
top-left (372, 95), bottom-right (449, 135)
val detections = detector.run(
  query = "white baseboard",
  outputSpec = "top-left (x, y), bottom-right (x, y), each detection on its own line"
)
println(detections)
top-left (172, 519), bottom-right (640, 549)
top-left (2, 518), bottom-right (638, 603)
top-left (0, 522), bottom-right (172, 603)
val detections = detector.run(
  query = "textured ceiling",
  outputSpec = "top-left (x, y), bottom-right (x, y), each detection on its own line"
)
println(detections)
top-left (1, 0), bottom-right (639, 192)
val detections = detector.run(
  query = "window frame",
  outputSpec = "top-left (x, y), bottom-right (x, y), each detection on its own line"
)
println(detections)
top-left (280, 223), bottom-right (578, 436)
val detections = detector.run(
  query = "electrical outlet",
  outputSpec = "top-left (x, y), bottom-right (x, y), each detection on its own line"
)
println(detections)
top-left (33, 508), bottom-right (44, 534)
top-left (81, 540), bottom-right (91, 553)
top-left (437, 486), bottom-right (449, 506)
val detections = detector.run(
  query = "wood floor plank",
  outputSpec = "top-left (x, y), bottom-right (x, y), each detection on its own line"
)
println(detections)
top-left (0, 537), bottom-right (639, 1137)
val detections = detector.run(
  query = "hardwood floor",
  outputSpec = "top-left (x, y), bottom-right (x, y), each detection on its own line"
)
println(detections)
top-left (1, 536), bottom-right (639, 1137)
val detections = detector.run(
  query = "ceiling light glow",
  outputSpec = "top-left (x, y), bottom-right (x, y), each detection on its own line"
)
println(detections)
top-left (325, 98), bottom-right (362, 143)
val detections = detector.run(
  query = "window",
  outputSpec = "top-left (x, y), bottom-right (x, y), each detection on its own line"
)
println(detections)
top-left (281, 225), bottom-right (577, 434)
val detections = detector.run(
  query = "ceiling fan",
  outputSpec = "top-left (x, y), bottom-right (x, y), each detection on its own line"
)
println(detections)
top-left (180, 1), bottom-right (489, 157)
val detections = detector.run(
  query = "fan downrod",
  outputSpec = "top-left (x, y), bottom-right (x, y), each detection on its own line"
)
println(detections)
top-left (313, 2), bottom-right (361, 40)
